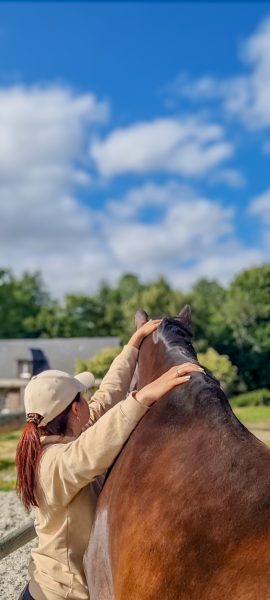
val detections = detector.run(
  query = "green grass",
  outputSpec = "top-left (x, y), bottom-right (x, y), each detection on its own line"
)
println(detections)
top-left (0, 430), bottom-right (21, 491)
top-left (0, 479), bottom-right (17, 491)
top-left (1, 430), bottom-right (22, 442)
top-left (232, 406), bottom-right (270, 424)
top-left (0, 458), bottom-right (15, 470)
top-left (0, 466), bottom-right (17, 491)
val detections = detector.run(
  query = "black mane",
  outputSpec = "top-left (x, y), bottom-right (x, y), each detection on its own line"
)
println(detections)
top-left (156, 316), bottom-right (197, 362)
top-left (156, 316), bottom-right (240, 424)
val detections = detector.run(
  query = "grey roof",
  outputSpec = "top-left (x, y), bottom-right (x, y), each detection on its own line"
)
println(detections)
top-left (0, 337), bottom-right (120, 379)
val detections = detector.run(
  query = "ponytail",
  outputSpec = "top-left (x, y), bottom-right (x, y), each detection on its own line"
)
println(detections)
top-left (16, 417), bottom-right (42, 511)
top-left (16, 395), bottom-right (80, 510)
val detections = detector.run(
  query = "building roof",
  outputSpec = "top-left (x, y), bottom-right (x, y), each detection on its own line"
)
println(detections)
top-left (0, 337), bottom-right (120, 379)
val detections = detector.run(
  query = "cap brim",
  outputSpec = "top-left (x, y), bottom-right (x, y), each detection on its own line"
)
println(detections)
top-left (75, 371), bottom-right (96, 390)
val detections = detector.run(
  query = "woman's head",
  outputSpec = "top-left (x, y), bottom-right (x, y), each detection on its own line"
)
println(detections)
top-left (24, 369), bottom-right (95, 427)
top-left (16, 369), bottom-right (95, 510)
top-left (41, 391), bottom-right (91, 437)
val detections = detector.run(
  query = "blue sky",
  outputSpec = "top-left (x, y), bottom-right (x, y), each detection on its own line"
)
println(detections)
top-left (0, 2), bottom-right (269, 296)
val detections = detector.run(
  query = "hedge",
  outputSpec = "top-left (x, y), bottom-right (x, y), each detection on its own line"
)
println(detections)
top-left (230, 388), bottom-right (270, 407)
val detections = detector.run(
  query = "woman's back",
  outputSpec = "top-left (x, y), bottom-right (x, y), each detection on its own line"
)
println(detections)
top-left (29, 436), bottom-right (97, 600)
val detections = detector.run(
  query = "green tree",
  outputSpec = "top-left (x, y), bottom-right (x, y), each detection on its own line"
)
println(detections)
top-left (117, 273), bottom-right (142, 302)
top-left (0, 269), bottom-right (49, 338)
top-left (61, 295), bottom-right (107, 337)
top-left (224, 264), bottom-right (270, 390)
top-left (95, 274), bottom-right (143, 338)
top-left (76, 346), bottom-right (121, 378)
top-left (187, 278), bottom-right (231, 353)
top-left (122, 277), bottom-right (184, 340)
top-left (198, 347), bottom-right (238, 395)
top-left (24, 301), bottom-right (62, 338)
top-left (96, 282), bottom-right (125, 337)
top-left (28, 294), bottom-right (110, 338)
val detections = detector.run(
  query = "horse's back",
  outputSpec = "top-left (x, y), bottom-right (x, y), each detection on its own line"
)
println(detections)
top-left (85, 410), bottom-right (270, 600)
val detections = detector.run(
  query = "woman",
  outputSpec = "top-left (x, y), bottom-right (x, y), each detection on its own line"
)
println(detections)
top-left (17, 320), bottom-right (203, 600)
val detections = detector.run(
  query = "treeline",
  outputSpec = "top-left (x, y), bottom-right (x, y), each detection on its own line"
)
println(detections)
top-left (0, 264), bottom-right (270, 393)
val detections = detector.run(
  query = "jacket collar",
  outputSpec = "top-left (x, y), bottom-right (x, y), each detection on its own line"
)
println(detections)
top-left (40, 434), bottom-right (76, 447)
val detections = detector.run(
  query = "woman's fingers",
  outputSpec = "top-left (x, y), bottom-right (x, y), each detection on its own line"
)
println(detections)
top-left (147, 320), bottom-right (162, 331)
top-left (139, 319), bottom-right (162, 335)
top-left (128, 319), bottom-right (162, 349)
top-left (171, 363), bottom-right (204, 387)
top-left (147, 319), bottom-right (162, 326)
top-left (171, 363), bottom-right (204, 377)
top-left (172, 374), bottom-right (192, 386)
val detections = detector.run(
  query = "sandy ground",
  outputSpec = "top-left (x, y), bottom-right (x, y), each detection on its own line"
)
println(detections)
top-left (248, 424), bottom-right (270, 446)
top-left (0, 492), bottom-right (37, 600)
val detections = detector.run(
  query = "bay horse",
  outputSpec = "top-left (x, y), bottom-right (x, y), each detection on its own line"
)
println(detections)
top-left (84, 306), bottom-right (270, 600)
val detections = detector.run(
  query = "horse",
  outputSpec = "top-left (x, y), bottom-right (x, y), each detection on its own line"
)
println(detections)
top-left (84, 306), bottom-right (270, 600)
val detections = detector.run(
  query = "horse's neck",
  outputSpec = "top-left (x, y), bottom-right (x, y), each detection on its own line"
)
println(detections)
top-left (165, 370), bottom-right (252, 445)
top-left (147, 346), bottom-right (197, 381)
top-left (151, 347), bottom-right (245, 433)
top-left (141, 340), bottom-right (244, 435)
top-left (169, 345), bottom-right (197, 365)
top-left (161, 333), bottom-right (199, 372)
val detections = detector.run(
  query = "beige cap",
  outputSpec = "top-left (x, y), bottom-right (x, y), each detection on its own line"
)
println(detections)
top-left (24, 369), bottom-right (95, 426)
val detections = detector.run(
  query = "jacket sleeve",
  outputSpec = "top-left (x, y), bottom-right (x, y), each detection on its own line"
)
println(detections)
top-left (87, 345), bottom-right (138, 424)
top-left (40, 394), bottom-right (148, 506)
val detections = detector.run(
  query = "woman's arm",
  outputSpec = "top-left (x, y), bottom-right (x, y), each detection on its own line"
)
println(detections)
top-left (40, 362), bottom-right (203, 506)
top-left (86, 320), bottom-right (161, 424)
top-left (41, 393), bottom-right (149, 506)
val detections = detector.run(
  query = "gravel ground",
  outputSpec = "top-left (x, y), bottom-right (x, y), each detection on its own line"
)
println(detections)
top-left (0, 492), bottom-right (37, 600)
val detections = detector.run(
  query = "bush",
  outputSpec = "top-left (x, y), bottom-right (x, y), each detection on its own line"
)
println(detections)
top-left (230, 388), bottom-right (270, 407)
top-left (76, 346), bottom-right (121, 379)
top-left (198, 347), bottom-right (238, 395)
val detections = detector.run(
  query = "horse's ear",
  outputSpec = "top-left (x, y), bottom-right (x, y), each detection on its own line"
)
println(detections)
top-left (178, 304), bottom-right (192, 328)
top-left (134, 309), bottom-right (149, 330)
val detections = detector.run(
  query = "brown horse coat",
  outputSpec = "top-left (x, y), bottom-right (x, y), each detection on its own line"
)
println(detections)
top-left (84, 309), bottom-right (270, 600)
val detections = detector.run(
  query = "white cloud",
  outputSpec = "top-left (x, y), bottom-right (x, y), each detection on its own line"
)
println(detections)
top-left (166, 16), bottom-right (270, 131)
top-left (224, 17), bottom-right (270, 128)
top-left (165, 74), bottom-right (222, 103)
top-left (210, 169), bottom-right (246, 188)
top-left (98, 181), bottom-right (265, 289)
top-left (105, 183), bottom-right (233, 264)
top-left (249, 189), bottom-right (270, 223)
top-left (0, 84), bottom-right (112, 296)
top-left (170, 248), bottom-right (264, 291)
top-left (248, 189), bottom-right (270, 252)
top-left (0, 85), bottom-right (266, 298)
top-left (0, 85), bottom-right (109, 175)
top-left (90, 117), bottom-right (233, 178)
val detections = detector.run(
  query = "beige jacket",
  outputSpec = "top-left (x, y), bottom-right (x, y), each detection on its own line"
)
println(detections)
top-left (28, 345), bottom-right (148, 600)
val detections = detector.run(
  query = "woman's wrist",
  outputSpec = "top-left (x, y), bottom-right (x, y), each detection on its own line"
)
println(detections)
top-left (127, 333), bottom-right (142, 350)
top-left (131, 390), bottom-right (154, 408)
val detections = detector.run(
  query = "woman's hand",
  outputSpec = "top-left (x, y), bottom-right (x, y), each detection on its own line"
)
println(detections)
top-left (128, 320), bottom-right (162, 350)
top-left (134, 363), bottom-right (204, 407)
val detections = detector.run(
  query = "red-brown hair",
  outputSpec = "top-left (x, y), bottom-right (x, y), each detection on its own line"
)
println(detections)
top-left (16, 419), bottom-right (42, 511)
top-left (16, 393), bottom-right (81, 510)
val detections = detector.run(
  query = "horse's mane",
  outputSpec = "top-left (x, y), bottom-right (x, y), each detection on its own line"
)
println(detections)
top-left (156, 316), bottom-right (219, 386)
top-left (154, 316), bottom-right (246, 434)
top-left (157, 317), bottom-right (196, 355)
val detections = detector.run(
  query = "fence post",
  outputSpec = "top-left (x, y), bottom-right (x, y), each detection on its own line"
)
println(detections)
top-left (0, 520), bottom-right (36, 560)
